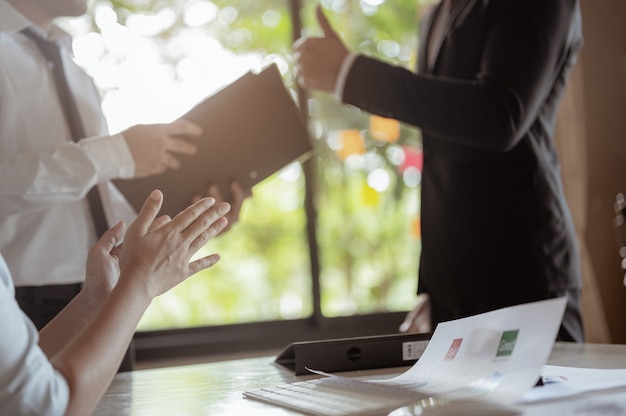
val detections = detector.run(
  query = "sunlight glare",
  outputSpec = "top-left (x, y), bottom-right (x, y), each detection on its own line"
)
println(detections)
top-left (126, 8), bottom-right (177, 36)
top-left (362, 152), bottom-right (384, 171)
top-left (93, 3), bottom-right (117, 30)
top-left (360, 0), bottom-right (384, 16)
top-left (403, 166), bottom-right (422, 188)
top-left (218, 7), bottom-right (238, 25)
top-left (386, 145), bottom-right (405, 166)
top-left (72, 32), bottom-right (104, 67)
top-left (362, 0), bottom-right (385, 6)
top-left (262, 9), bottom-right (282, 28)
top-left (278, 163), bottom-right (303, 183)
top-left (367, 168), bottom-right (391, 192)
top-left (280, 293), bottom-right (303, 319)
top-left (377, 40), bottom-right (400, 59)
top-left (184, 1), bottom-right (219, 27)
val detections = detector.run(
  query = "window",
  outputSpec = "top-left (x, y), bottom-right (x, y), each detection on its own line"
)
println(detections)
top-left (67, 0), bottom-right (432, 362)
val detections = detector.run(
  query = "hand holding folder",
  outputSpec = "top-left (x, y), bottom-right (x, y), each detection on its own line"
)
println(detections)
top-left (114, 63), bottom-right (312, 217)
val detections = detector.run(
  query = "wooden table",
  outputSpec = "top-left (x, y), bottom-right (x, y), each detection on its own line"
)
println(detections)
top-left (94, 342), bottom-right (626, 415)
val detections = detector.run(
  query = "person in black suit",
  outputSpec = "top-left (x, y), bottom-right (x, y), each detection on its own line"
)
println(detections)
top-left (295, 0), bottom-right (584, 342)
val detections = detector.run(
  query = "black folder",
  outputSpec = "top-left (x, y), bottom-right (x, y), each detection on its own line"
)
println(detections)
top-left (274, 333), bottom-right (431, 376)
top-left (114, 63), bottom-right (313, 217)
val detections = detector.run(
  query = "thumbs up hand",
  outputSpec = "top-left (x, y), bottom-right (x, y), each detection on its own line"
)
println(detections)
top-left (294, 4), bottom-right (350, 93)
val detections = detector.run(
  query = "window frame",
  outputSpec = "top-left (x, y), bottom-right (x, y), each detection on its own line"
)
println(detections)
top-left (134, 312), bottom-right (408, 363)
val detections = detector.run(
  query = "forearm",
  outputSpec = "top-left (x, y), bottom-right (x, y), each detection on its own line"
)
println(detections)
top-left (42, 190), bottom-right (227, 415)
top-left (38, 290), bottom-right (105, 358)
top-left (0, 134), bottom-right (133, 218)
top-left (343, 56), bottom-right (519, 151)
top-left (50, 279), bottom-right (151, 416)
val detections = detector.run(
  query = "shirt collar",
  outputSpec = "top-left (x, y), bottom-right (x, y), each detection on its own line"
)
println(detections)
top-left (0, 0), bottom-right (31, 32)
top-left (0, 0), bottom-right (73, 48)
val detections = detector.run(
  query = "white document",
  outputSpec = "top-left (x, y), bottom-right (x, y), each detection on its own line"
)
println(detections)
top-left (244, 298), bottom-right (567, 415)
top-left (358, 297), bottom-right (567, 404)
top-left (520, 365), bottom-right (626, 403)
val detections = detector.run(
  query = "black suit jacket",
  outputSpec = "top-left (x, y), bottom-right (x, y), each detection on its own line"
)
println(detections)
top-left (342, 0), bottom-right (583, 324)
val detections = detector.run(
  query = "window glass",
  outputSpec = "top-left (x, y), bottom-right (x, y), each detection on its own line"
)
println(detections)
top-left (299, 1), bottom-right (423, 316)
top-left (67, 0), bottom-right (430, 330)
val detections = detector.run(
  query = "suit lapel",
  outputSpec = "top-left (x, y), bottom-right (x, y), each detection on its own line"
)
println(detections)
top-left (425, 0), bottom-right (479, 72)
top-left (417, 4), bottom-right (437, 74)
top-left (416, 4), bottom-right (441, 73)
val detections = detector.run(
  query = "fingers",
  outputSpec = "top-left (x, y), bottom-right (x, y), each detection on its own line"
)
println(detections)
top-left (230, 181), bottom-right (253, 201)
top-left (93, 221), bottom-right (126, 254)
top-left (206, 182), bottom-right (252, 203)
top-left (399, 313), bottom-right (430, 334)
top-left (124, 120), bottom-right (202, 177)
top-left (149, 215), bottom-right (172, 232)
top-left (183, 202), bottom-right (231, 245)
top-left (162, 136), bottom-right (198, 171)
top-left (166, 137), bottom-right (197, 157)
top-left (226, 181), bottom-right (252, 226)
top-left (165, 119), bottom-right (200, 156)
top-left (110, 242), bottom-right (123, 259)
top-left (170, 118), bottom-right (203, 137)
top-left (161, 197), bottom-right (230, 255)
top-left (207, 184), bottom-right (224, 202)
top-left (316, 5), bottom-right (338, 39)
top-left (205, 182), bottom-right (251, 233)
top-left (164, 119), bottom-right (201, 161)
top-left (399, 294), bottom-right (432, 333)
top-left (400, 317), bottom-right (427, 333)
top-left (188, 253), bottom-right (221, 276)
top-left (188, 216), bottom-right (229, 254)
top-left (130, 190), bottom-right (164, 236)
top-left (293, 6), bottom-right (349, 93)
top-left (189, 184), bottom-right (224, 207)
top-left (399, 308), bottom-right (419, 333)
top-left (171, 196), bottom-right (216, 230)
top-left (161, 152), bottom-right (181, 170)
top-left (166, 194), bottom-right (230, 238)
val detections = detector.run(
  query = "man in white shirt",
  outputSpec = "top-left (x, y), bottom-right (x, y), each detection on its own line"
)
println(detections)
top-left (0, 190), bottom-right (230, 416)
top-left (0, 0), bottom-right (243, 346)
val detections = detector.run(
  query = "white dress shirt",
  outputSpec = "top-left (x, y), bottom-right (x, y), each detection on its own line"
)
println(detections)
top-left (333, 52), bottom-right (359, 102)
top-left (0, 254), bottom-right (70, 415)
top-left (0, 0), bottom-right (136, 286)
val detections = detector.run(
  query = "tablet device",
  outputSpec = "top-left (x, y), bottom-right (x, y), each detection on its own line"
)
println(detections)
top-left (114, 63), bottom-right (312, 217)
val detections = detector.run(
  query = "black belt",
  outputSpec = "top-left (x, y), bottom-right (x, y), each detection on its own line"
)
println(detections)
top-left (15, 283), bottom-right (82, 302)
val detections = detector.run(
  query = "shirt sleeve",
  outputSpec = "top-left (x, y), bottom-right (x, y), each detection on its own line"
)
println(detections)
top-left (333, 52), bottom-right (359, 102)
top-left (0, 256), bottom-right (70, 415)
top-left (0, 133), bottom-right (134, 219)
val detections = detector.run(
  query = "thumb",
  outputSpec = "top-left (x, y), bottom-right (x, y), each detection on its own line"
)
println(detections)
top-left (97, 221), bottom-right (126, 253)
top-left (316, 5), bottom-right (338, 39)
